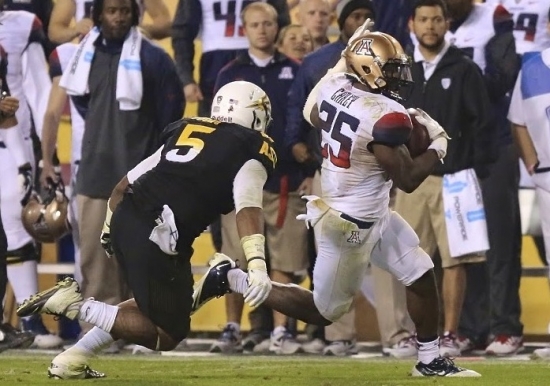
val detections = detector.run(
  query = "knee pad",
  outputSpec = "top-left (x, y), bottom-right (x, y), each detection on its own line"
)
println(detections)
top-left (313, 290), bottom-right (352, 323)
top-left (6, 243), bottom-right (39, 265)
top-left (399, 247), bottom-right (434, 287)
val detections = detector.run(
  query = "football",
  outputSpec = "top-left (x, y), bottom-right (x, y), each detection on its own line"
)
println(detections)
top-left (406, 116), bottom-right (431, 158)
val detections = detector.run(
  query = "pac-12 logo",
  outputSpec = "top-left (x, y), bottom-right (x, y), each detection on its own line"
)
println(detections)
top-left (354, 38), bottom-right (374, 56)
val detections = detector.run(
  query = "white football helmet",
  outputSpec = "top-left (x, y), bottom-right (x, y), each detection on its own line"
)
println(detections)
top-left (211, 81), bottom-right (272, 132)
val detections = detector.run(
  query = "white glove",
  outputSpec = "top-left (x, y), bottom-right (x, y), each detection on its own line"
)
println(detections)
top-left (244, 258), bottom-right (272, 307)
top-left (407, 108), bottom-right (450, 141)
top-left (428, 136), bottom-right (448, 160)
top-left (347, 18), bottom-right (375, 47)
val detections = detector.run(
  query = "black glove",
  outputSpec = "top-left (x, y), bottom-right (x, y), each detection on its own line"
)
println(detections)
top-left (100, 230), bottom-right (114, 258)
top-left (18, 163), bottom-right (33, 206)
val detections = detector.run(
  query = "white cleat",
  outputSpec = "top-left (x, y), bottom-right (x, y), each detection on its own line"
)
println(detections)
top-left (17, 277), bottom-right (83, 320)
top-left (411, 357), bottom-right (481, 377)
top-left (48, 348), bottom-right (105, 379)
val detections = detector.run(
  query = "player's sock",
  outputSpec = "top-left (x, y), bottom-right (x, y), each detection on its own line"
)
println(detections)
top-left (79, 299), bottom-right (118, 333)
top-left (417, 335), bottom-right (439, 364)
top-left (227, 322), bottom-right (240, 333)
top-left (227, 269), bottom-right (248, 294)
top-left (7, 260), bottom-right (38, 302)
top-left (71, 327), bottom-right (114, 356)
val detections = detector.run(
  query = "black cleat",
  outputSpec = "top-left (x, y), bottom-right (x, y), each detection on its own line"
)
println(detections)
top-left (191, 253), bottom-right (236, 314)
top-left (411, 356), bottom-right (481, 377)
top-left (0, 323), bottom-right (36, 353)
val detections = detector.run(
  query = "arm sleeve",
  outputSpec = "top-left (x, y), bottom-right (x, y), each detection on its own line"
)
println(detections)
top-left (507, 72), bottom-right (525, 125)
top-left (285, 64), bottom-right (313, 148)
top-left (152, 50), bottom-right (185, 130)
top-left (127, 145), bottom-right (164, 183)
top-left (22, 42), bottom-right (52, 140)
top-left (171, 0), bottom-right (202, 86)
top-left (462, 63), bottom-right (496, 167)
top-left (484, 5), bottom-right (520, 101)
top-left (233, 159), bottom-right (268, 213)
top-left (371, 111), bottom-right (413, 147)
top-left (302, 57), bottom-right (347, 124)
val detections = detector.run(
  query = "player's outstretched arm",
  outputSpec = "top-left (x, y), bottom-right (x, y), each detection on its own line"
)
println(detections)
top-left (233, 160), bottom-right (272, 307)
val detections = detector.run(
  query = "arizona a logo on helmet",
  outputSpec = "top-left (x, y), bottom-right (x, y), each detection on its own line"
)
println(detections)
top-left (354, 38), bottom-right (374, 56)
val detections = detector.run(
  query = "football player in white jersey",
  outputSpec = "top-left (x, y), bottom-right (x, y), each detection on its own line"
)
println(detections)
top-left (0, 3), bottom-right (61, 348)
top-left (486, 0), bottom-right (550, 54)
top-left (509, 45), bottom-right (550, 360)
top-left (48, 0), bottom-right (171, 44)
top-left (193, 24), bottom-right (481, 377)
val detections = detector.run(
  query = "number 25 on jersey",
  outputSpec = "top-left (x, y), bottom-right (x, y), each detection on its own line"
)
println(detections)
top-left (318, 101), bottom-right (360, 169)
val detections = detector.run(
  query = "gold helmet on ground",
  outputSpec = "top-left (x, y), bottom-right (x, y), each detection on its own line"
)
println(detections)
top-left (343, 31), bottom-right (413, 101)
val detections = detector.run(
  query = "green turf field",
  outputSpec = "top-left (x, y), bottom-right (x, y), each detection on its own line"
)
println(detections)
top-left (0, 355), bottom-right (549, 385)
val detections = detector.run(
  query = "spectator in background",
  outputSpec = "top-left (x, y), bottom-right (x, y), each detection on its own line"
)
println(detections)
top-left (485, 0), bottom-right (550, 264)
top-left (508, 37), bottom-right (550, 360)
top-left (211, 2), bottom-right (309, 355)
top-left (57, 0), bottom-right (183, 351)
top-left (277, 24), bottom-right (314, 60)
top-left (0, 3), bottom-right (58, 348)
top-left (296, 0), bottom-right (332, 50)
top-left (286, 0), bottom-right (417, 358)
top-left (40, 42), bottom-right (87, 287)
top-left (371, 0), bottom-right (415, 50)
top-left (0, 52), bottom-right (36, 351)
top-left (443, 0), bottom-right (522, 357)
top-left (48, 0), bottom-right (171, 44)
top-left (397, 0), bottom-right (493, 358)
top-left (172, 0), bottom-right (290, 117)
top-left (2, 0), bottom-right (55, 55)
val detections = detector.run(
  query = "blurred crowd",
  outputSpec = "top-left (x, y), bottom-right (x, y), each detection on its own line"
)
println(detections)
top-left (1, 0), bottom-right (550, 361)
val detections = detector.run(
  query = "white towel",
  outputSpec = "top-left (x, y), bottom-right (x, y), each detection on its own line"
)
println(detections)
top-left (442, 169), bottom-right (490, 258)
top-left (60, 26), bottom-right (143, 110)
top-left (149, 205), bottom-right (179, 255)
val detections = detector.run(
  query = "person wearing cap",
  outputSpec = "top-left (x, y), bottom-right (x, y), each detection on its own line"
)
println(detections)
top-left (284, 0), bottom-right (417, 358)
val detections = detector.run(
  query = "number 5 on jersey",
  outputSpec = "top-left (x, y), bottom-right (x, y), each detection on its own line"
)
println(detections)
top-left (166, 123), bottom-right (216, 163)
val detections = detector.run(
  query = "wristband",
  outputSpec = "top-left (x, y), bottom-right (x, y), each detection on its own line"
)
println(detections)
top-left (240, 234), bottom-right (266, 262)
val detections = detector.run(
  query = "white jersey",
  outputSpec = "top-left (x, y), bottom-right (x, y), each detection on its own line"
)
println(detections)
top-left (74, 0), bottom-right (145, 22)
top-left (445, 3), bottom-right (504, 72)
top-left (487, 0), bottom-right (550, 53)
top-left (0, 11), bottom-right (46, 138)
top-left (508, 48), bottom-right (550, 189)
top-left (200, 0), bottom-right (266, 52)
top-left (55, 43), bottom-right (85, 164)
top-left (316, 73), bottom-right (413, 221)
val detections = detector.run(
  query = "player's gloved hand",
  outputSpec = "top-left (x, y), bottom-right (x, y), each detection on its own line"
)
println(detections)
top-left (100, 199), bottom-right (114, 258)
top-left (18, 162), bottom-right (33, 206)
top-left (347, 18), bottom-right (375, 47)
top-left (244, 257), bottom-right (272, 307)
top-left (407, 108), bottom-right (450, 141)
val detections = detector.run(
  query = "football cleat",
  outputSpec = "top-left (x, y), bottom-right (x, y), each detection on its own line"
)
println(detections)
top-left (411, 356), bottom-right (481, 377)
top-left (17, 277), bottom-right (83, 320)
top-left (0, 323), bottom-right (35, 353)
top-left (191, 253), bottom-right (235, 314)
top-left (48, 348), bottom-right (105, 379)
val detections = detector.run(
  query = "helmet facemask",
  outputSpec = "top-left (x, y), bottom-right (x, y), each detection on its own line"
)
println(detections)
top-left (344, 32), bottom-right (414, 103)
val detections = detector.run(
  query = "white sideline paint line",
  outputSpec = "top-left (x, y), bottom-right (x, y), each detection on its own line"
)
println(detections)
top-left (160, 351), bottom-right (221, 357)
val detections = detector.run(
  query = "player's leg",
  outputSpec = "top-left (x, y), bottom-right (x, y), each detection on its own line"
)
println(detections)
top-left (0, 144), bottom-right (62, 348)
top-left (372, 211), bottom-right (480, 377)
